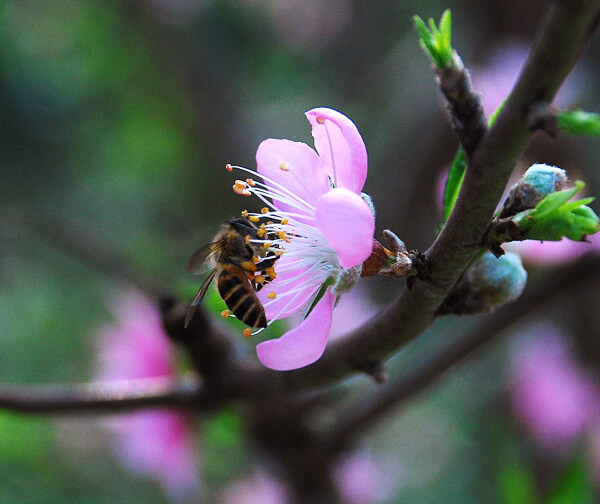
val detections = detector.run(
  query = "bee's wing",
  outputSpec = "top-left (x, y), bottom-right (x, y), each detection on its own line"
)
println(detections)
top-left (184, 269), bottom-right (217, 328)
top-left (187, 242), bottom-right (221, 274)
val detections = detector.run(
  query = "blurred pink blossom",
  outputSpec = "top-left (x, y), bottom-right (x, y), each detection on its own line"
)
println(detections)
top-left (504, 231), bottom-right (600, 265)
top-left (95, 290), bottom-right (201, 502)
top-left (509, 331), bottom-right (600, 451)
top-left (220, 471), bottom-right (290, 504)
top-left (333, 451), bottom-right (389, 504)
top-left (470, 40), bottom-right (583, 117)
top-left (220, 451), bottom-right (388, 504)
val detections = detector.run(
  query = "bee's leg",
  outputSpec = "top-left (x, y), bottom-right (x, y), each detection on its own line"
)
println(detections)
top-left (255, 256), bottom-right (278, 270)
top-left (230, 258), bottom-right (258, 273)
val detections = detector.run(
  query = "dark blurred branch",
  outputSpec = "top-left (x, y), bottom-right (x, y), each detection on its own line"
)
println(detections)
top-left (4, 212), bottom-right (167, 297)
top-left (0, 375), bottom-right (208, 415)
top-left (327, 253), bottom-right (600, 449)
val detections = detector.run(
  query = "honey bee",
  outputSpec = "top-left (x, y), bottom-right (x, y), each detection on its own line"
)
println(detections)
top-left (185, 216), bottom-right (277, 329)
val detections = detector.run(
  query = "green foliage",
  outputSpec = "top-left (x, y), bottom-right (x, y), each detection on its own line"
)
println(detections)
top-left (413, 9), bottom-right (453, 69)
top-left (443, 147), bottom-right (467, 221)
top-left (499, 452), bottom-right (539, 504)
top-left (557, 110), bottom-right (600, 136)
top-left (544, 454), bottom-right (595, 504)
top-left (513, 181), bottom-right (600, 241)
top-left (202, 409), bottom-right (250, 489)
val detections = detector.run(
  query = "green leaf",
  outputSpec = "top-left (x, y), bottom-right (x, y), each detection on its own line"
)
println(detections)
top-left (557, 110), bottom-right (600, 136)
top-left (413, 9), bottom-right (453, 69)
top-left (526, 182), bottom-right (583, 219)
top-left (514, 181), bottom-right (600, 241)
top-left (443, 147), bottom-right (467, 221)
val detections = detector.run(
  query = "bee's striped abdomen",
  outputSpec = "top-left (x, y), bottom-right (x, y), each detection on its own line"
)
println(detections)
top-left (218, 269), bottom-right (267, 328)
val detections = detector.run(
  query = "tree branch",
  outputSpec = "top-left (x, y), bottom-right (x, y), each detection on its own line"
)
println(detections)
top-left (204, 0), bottom-right (600, 395)
top-left (327, 253), bottom-right (600, 449)
top-left (0, 375), bottom-right (209, 415)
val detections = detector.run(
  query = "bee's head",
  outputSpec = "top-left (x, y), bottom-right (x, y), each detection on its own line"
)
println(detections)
top-left (229, 216), bottom-right (257, 236)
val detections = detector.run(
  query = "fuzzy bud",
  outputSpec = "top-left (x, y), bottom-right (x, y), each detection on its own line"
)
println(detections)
top-left (500, 163), bottom-right (567, 217)
top-left (438, 252), bottom-right (527, 315)
top-left (521, 164), bottom-right (567, 196)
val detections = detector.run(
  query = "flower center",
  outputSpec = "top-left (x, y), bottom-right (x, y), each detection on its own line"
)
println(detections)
top-left (224, 163), bottom-right (349, 333)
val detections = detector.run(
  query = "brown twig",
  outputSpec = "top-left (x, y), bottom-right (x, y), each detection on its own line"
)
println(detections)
top-left (436, 55), bottom-right (488, 157)
top-left (0, 375), bottom-right (208, 415)
top-left (326, 253), bottom-right (600, 449)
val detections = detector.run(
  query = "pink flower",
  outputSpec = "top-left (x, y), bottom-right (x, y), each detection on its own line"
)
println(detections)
top-left (509, 331), bottom-right (600, 451)
top-left (228, 107), bottom-right (375, 370)
top-left (95, 291), bottom-right (201, 502)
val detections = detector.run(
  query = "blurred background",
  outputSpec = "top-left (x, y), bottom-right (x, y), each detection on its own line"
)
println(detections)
top-left (2, 0), bottom-right (600, 502)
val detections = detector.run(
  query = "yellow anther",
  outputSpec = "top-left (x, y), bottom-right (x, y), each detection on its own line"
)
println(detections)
top-left (246, 178), bottom-right (256, 186)
top-left (252, 256), bottom-right (259, 263)
top-left (221, 310), bottom-right (230, 318)
top-left (264, 266), bottom-right (276, 277)
top-left (277, 231), bottom-right (289, 241)
top-left (316, 116), bottom-right (325, 124)
top-left (261, 207), bottom-right (269, 214)
top-left (279, 162), bottom-right (290, 171)
top-left (255, 275), bottom-right (265, 284)
top-left (257, 228), bottom-right (267, 238)
top-left (249, 215), bottom-right (260, 222)
top-left (281, 218), bottom-right (289, 225)
top-left (245, 235), bottom-right (251, 245)
top-left (267, 292), bottom-right (276, 299)
top-left (262, 242), bottom-right (272, 249)
top-left (243, 328), bottom-right (252, 339)
top-left (259, 223), bottom-right (266, 228)
top-left (241, 261), bottom-right (257, 272)
top-left (241, 209), bottom-right (248, 217)
top-left (226, 163), bottom-right (233, 171)
top-left (233, 184), bottom-right (250, 196)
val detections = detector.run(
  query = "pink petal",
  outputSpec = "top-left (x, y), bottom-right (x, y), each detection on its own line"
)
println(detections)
top-left (256, 138), bottom-right (330, 213)
top-left (256, 289), bottom-right (335, 370)
top-left (257, 255), bottom-right (323, 320)
top-left (315, 188), bottom-right (375, 268)
top-left (306, 107), bottom-right (368, 193)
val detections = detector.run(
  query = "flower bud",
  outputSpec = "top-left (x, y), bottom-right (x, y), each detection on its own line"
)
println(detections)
top-left (521, 163), bottom-right (567, 197)
top-left (500, 163), bottom-right (567, 217)
top-left (438, 252), bottom-right (527, 315)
